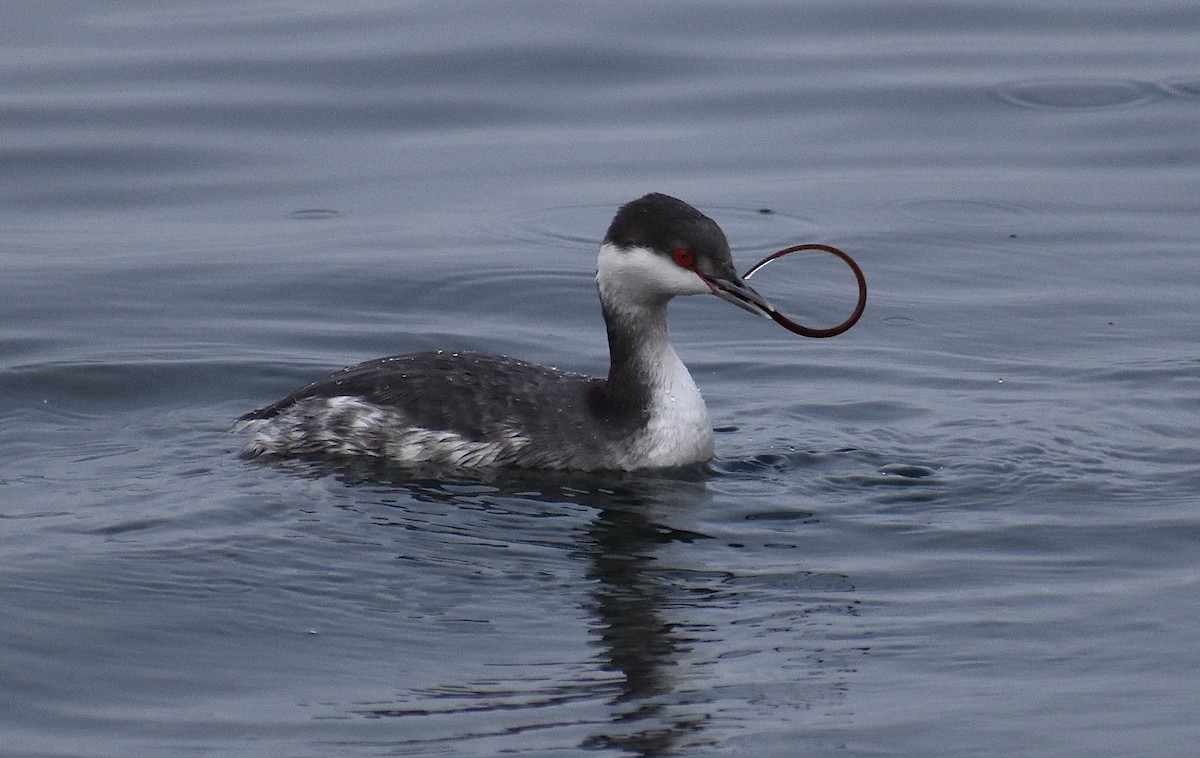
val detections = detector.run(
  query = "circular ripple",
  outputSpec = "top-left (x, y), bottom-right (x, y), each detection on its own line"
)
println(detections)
top-left (501, 203), bottom-right (612, 248)
top-left (995, 78), bottom-right (1160, 110)
top-left (495, 202), bottom-right (823, 256)
top-left (1162, 76), bottom-right (1200, 98)
top-left (287, 208), bottom-right (341, 220)
top-left (707, 205), bottom-right (823, 254)
top-left (897, 198), bottom-right (1036, 228)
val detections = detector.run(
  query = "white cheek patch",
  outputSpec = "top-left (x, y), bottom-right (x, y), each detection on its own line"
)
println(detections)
top-left (596, 242), bottom-right (710, 304)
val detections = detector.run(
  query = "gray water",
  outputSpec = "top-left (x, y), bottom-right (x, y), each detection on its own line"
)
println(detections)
top-left (2, 2), bottom-right (1198, 756)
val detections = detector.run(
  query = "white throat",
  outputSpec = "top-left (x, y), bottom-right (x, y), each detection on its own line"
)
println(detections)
top-left (636, 342), bottom-right (714, 466)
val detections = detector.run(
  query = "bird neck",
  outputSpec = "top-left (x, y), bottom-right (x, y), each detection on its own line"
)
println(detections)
top-left (595, 295), bottom-right (713, 464)
top-left (602, 297), bottom-right (675, 386)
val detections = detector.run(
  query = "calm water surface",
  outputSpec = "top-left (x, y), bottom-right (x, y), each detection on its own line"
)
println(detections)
top-left (2, 2), bottom-right (1198, 756)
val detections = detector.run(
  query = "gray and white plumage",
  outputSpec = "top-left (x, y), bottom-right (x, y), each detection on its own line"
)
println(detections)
top-left (238, 193), bottom-right (777, 471)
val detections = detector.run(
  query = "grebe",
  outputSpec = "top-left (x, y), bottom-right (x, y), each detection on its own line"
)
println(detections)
top-left (238, 193), bottom-right (780, 471)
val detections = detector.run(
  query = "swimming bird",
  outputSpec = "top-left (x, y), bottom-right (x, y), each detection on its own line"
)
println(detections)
top-left (238, 193), bottom-right (779, 470)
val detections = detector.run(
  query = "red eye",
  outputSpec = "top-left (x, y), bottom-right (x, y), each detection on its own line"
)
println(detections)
top-left (671, 248), bottom-right (695, 268)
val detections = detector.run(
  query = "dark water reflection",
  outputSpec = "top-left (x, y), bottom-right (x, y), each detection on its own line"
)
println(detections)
top-left (288, 463), bottom-right (722, 754)
top-left (242, 458), bottom-right (855, 755)
top-left (580, 491), bottom-right (710, 754)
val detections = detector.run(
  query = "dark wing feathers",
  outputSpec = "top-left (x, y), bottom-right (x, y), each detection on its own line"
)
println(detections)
top-left (241, 351), bottom-right (599, 441)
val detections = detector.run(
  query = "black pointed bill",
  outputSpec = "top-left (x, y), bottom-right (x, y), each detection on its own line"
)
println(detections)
top-left (695, 271), bottom-right (776, 320)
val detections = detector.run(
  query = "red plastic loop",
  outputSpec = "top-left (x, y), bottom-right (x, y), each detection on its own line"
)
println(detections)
top-left (743, 243), bottom-right (867, 338)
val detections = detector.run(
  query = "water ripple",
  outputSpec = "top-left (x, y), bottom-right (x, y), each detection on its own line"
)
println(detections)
top-left (994, 78), bottom-right (1162, 110)
top-left (491, 202), bottom-right (824, 255)
top-left (1162, 76), bottom-right (1200, 98)
top-left (896, 198), bottom-right (1038, 227)
top-left (288, 208), bottom-right (341, 220)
